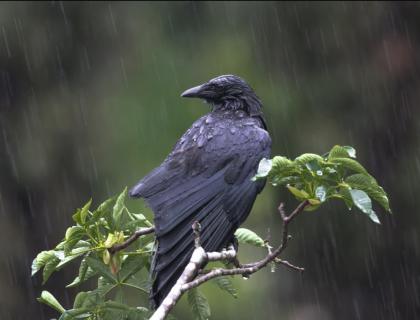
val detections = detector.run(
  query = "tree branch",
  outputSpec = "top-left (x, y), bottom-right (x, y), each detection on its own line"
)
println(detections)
top-left (150, 200), bottom-right (309, 320)
top-left (108, 226), bottom-right (155, 254)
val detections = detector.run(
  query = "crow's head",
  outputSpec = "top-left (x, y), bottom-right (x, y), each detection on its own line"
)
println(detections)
top-left (181, 75), bottom-right (262, 116)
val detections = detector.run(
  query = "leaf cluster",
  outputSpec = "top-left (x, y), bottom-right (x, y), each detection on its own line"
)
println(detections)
top-left (254, 145), bottom-right (391, 223)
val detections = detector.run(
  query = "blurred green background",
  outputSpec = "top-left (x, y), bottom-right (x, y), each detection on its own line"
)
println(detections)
top-left (1, 2), bottom-right (419, 319)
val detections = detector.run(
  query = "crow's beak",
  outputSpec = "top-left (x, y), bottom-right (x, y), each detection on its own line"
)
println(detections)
top-left (181, 84), bottom-right (204, 98)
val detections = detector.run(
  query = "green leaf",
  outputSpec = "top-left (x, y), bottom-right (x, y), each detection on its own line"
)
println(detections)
top-left (211, 277), bottom-right (237, 298)
top-left (59, 308), bottom-right (91, 320)
top-left (339, 187), bottom-right (353, 210)
top-left (305, 159), bottom-right (322, 173)
top-left (287, 185), bottom-right (309, 200)
top-left (328, 145), bottom-right (356, 159)
top-left (37, 290), bottom-right (65, 313)
top-left (349, 189), bottom-right (381, 224)
top-left (72, 199), bottom-right (92, 225)
top-left (345, 174), bottom-right (391, 212)
top-left (343, 146), bottom-right (356, 158)
top-left (92, 197), bottom-right (115, 221)
top-left (64, 226), bottom-right (86, 254)
top-left (294, 153), bottom-right (323, 164)
top-left (252, 158), bottom-right (272, 180)
top-left (329, 158), bottom-right (368, 174)
top-left (72, 285), bottom-right (116, 315)
top-left (113, 187), bottom-right (127, 227)
top-left (31, 250), bottom-right (55, 276)
top-left (103, 300), bottom-right (131, 311)
top-left (67, 257), bottom-right (97, 288)
top-left (119, 255), bottom-right (147, 282)
top-left (73, 292), bottom-right (89, 309)
top-left (80, 199), bottom-right (92, 225)
top-left (234, 228), bottom-right (265, 247)
top-left (188, 288), bottom-right (211, 320)
top-left (272, 156), bottom-right (293, 168)
top-left (308, 198), bottom-right (321, 205)
top-left (86, 257), bottom-right (117, 284)
top-left (42, 255), bottom-right (60, 284)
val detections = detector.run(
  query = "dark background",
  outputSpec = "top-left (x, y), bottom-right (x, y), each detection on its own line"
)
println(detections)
top-left (1, 2), bottom-right (419, 319)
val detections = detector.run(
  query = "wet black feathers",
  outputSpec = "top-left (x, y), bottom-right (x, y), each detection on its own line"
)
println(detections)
top-left (129, 75), bottom-right (271, 308)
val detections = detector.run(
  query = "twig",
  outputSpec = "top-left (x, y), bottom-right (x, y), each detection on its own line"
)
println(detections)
top-left (275, 258), bottom-right (305, 272)
top-left (149, 200), bottom-right (309, 320)
top-left (108, 226), bottom-right (155, 254)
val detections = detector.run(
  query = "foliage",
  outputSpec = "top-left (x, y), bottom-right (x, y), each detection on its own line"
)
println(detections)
top-left (32, 188), bottom-right (155, 320)
top-left (33, 145), bottom-right (390, 319)
top-left (254, 145), bottom-right (391, 223)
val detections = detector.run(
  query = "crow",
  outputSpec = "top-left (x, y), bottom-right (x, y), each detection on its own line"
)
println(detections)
top-left (129, 75), bottom-right (271, 308)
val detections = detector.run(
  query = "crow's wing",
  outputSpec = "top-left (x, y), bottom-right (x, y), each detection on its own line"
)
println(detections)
top-left (129, 113), bottom-right (271, 307)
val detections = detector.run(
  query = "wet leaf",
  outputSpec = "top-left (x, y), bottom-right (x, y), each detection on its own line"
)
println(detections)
top-left (329, 158), bottom-right (368, 174)
top-left (252, 158), bottom-right (272, 180)
top-left (349, 189), bottom-right (381, 224)
top-left (188, 288), bottom-right (211, 320)
top-left (315, 186), bottom-right (327, 202)
top-left (86, 257), bottom-right (117, 283)
top-left (113, 187), bottom-right (127, 227)
top-left (294, 153), bottom-right (324, 164)
top-left (287, 185), bottom-right (309, 200)
top-left (234, 228), bottom-right (265, 247)
top-left (211, 277), bottom-right (237, 298)
top-left (37, 290), bottom-right (65, 313)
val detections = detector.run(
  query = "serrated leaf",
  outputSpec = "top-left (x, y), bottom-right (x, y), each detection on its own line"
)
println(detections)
top-left (349, 189), bottom-right (381, 224)
top-left (287, 185), bottom-right (310, 200)
top-left (329, 158), bottom-right (368, 174)
top-left (86, 257), bottom-right (117, 284)
top-left (328, 145), bottom-right (356, 159)
top-left (252, 158), bottom-right (272, 180)
top-left (72, 200), bottom-right (92, 225)
top-left (37, 290), bottom-right (65, 313)
top-left (211, 277), bottom-right (237, 298)
top-left (64, 226), bottom-right (86, 254)
top-left (345, 174), bottom-right (391, 212)
top-left (119, 255), bottom-right (147, 282)
top-left (55, 251), bottom-right (84, 270)
top-left (272, 156), bottom-right (293, 168)
top-left (67, 256), bottom-right (95, 288)
top-left (271, 175), bottom-right (300, 187)
top-left (113, 187), bottom-right (127, 227)
top-left (294, 153), bottom-right (323, 164)
top-left (234, 228), bottom-right (265, 247)
top-left (31, 250), bottom-right (55, 276)
top-left (42, 256), bottom-right (60, 284)
top-left (305, 159), bottom-right (322, 173)
top-left (188, 288), bottom-right (211, 320)
top-left (92, 197), bottom-right (115, 221)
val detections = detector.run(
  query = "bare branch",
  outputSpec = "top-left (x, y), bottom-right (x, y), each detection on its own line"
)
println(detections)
top-left (108, 226), bottom-right (155, 254)
top-left (275, 258), bottom-right (305, 272)
top-left (149, 200), bottom-right (310, 320)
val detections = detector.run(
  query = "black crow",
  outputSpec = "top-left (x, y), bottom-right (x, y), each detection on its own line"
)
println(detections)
top-left (129, 75), bottom-right (271, 308)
